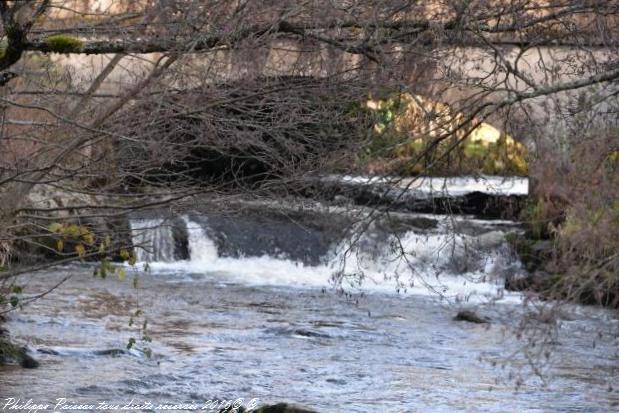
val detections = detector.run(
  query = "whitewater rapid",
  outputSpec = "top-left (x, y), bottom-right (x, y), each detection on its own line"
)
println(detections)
top-left (128, 215), bottom-right (524, 303)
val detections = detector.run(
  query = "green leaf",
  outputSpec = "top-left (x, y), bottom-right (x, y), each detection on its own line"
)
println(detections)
top-left (126, 337), bottom-right (136, 350)
top-left (48, 223), bottom-right (63, 233)
top-left (99, 264), bottom-right (107, 279)
top-left (9, 295), bottom-right (19, 307)
top-left (116, 268), bottom-right (126, 281)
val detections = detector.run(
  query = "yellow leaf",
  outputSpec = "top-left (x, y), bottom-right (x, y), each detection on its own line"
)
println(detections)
top-left (66, 224), bottom-right (80, 238)
top-left (82, 232), bottom-right (94, 245)
top-left (56, 239), bottom-right (64, 252)
top-left (116, 268), bottom-right (126, 281)
top-left (74, 244), bottom-right (86, 257)
top-left (119, 249), bottom-right (130, 261)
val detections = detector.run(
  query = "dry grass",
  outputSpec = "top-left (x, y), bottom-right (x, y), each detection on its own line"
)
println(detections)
top-left (526, 127), bottom-right (618, 307)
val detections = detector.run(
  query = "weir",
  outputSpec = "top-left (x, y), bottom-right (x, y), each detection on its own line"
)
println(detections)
top-left (128, 202), bottom-right (523, 300)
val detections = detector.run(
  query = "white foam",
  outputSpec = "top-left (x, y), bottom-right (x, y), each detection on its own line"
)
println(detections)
top-left (148, 218), bottom-right (331, 287)
top-left (327, 229), bottom-right (522, 302)
top-left (184, 217), bottom-right (218, 264)
top-left (332, 175), bottom-right (529, 196)
top-left (134, 217), bottom-right (523, 303)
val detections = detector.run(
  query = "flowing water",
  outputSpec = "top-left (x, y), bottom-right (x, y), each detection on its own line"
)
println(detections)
top-left (1, 180), bottom-right (618, 412)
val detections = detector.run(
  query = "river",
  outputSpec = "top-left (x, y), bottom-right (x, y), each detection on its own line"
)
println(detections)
top-left (1, 177), bottom-right (617, 412)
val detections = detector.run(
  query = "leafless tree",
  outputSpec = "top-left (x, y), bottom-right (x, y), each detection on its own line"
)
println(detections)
top-left (0, 1), bottom-right (616, 326)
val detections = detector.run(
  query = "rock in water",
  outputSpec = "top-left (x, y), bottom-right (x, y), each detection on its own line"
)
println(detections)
top-left (19, 351), bottom-right (40, 369)
top-left (0, 337), bottom-right (40, 368)
top-left (454, 310), bottom-right (490, 324)
top-left (252, 403), bottom-right (319, 413)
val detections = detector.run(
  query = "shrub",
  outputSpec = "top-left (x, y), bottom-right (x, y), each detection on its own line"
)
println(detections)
top-left (527, 125), bottom-right (618, 307)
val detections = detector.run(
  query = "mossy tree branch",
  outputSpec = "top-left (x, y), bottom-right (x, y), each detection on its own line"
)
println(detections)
top-left (0, 0), bottom-right (49, 85)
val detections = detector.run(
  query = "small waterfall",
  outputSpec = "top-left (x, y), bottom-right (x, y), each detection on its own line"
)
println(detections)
top-left (128, 212), bottom-right (522, 301)
top-left (327, 226), bottom-right (518, 299)
top-left (129, 219), bottom-right (177, 262)
top-left (183, 217), bottom-right (219, 263)
top-left (129, 217), bottom-right (219, 264)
